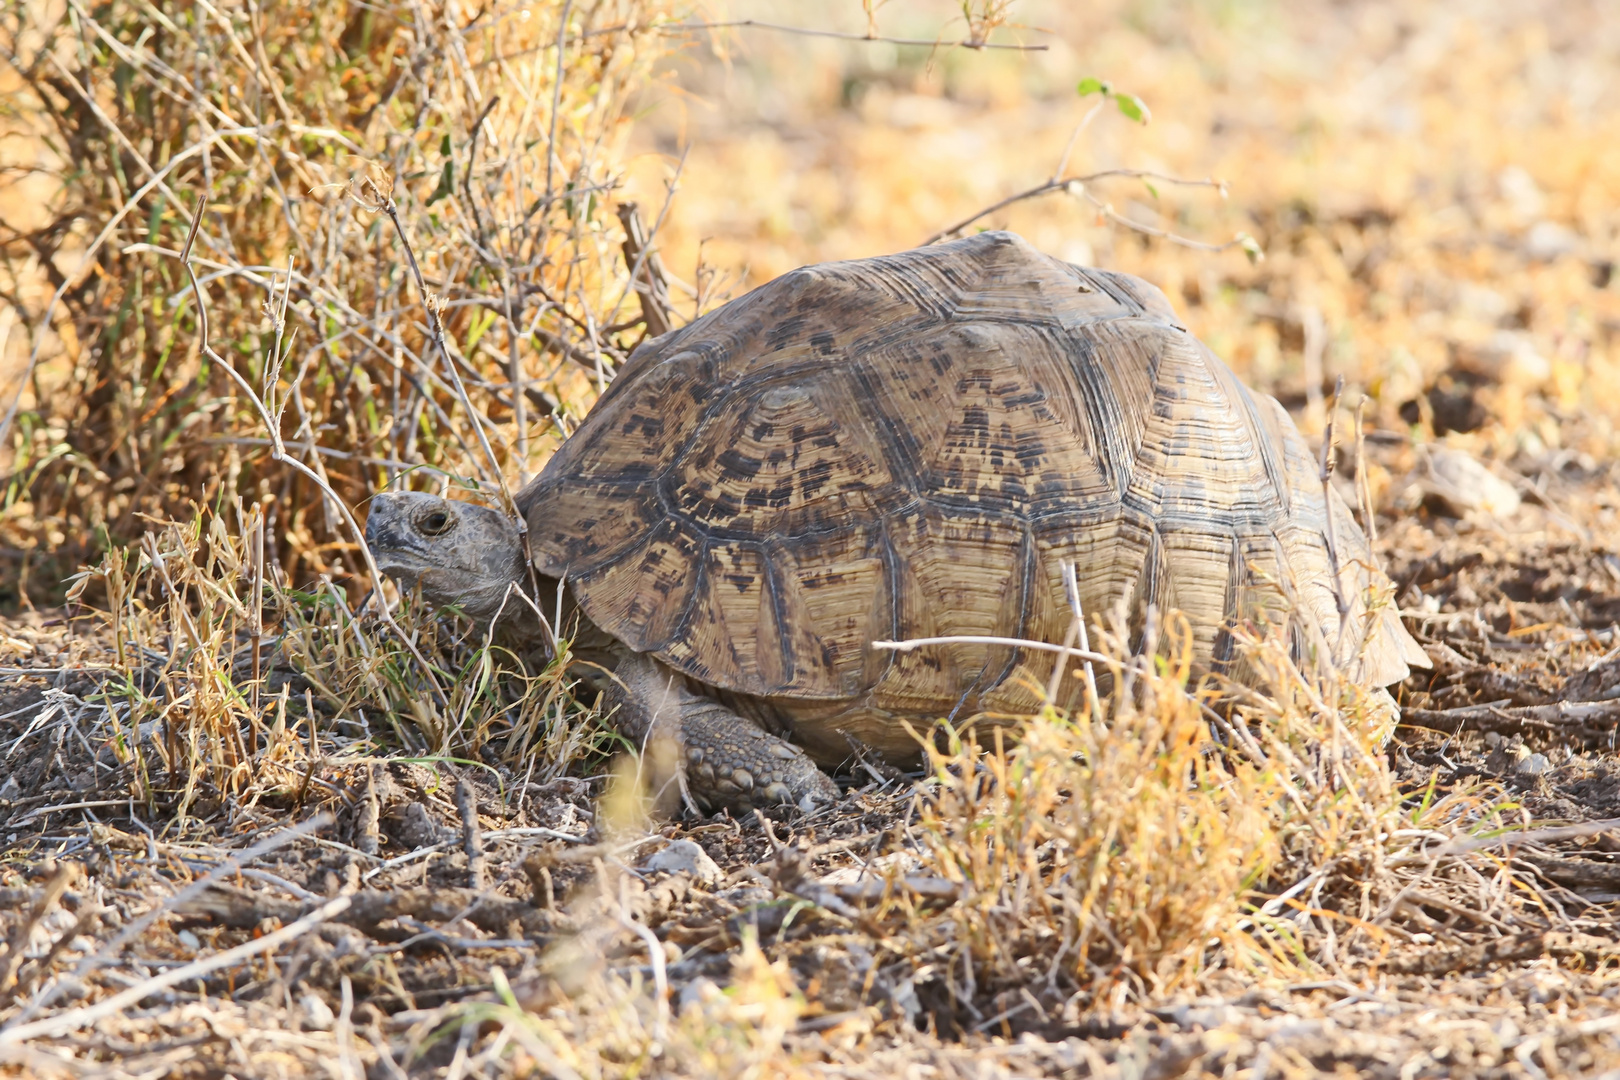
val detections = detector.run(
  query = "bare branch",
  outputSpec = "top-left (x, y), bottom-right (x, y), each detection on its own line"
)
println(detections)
top-left (921, 170), bottom-right (1232, 247)
top-left (176, 193), bottom-right (449, 706)
top-left (662, 18), bottom-right (1047, 51)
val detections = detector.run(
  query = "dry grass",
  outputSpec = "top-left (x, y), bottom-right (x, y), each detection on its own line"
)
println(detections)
top-left (57, 503), bottom-right (612, 822)
top-left (3, 542), bottom-right (1620, 1073)
top-left (0, 0), bottom-right (677, 604)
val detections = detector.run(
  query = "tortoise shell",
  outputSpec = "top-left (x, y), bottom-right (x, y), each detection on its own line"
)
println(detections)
top-left (519, 232), bottom-right (1424, 736)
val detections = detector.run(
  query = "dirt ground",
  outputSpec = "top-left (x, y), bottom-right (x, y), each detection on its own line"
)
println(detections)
top-left (4, 446), bottom-right (1620, 1077)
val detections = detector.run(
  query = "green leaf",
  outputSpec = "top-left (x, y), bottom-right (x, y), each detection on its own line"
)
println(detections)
top-left (1076, 77), bottom-right (1106, 97)
top-left (1142, 179), bottom-right (1160, 200)
top-left (439, 133), bottom-right (452, 156)
top-left (464, 307), bottom-right (498, 351)
top-left (1115, 93), bottom-right (1150, 124)
top-left (1236, 231), bottom-right (1265, 264)
top-left (427, 160), bottom-right (453, 206)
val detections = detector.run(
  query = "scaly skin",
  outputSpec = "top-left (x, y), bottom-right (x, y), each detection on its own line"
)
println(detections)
top-left (604, 650), bottom-right (839, 813)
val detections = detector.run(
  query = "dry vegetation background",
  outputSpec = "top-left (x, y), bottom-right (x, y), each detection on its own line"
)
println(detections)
top-left (4, 0), bottom-right (1620, 1076)
top-left (627, 0), bottom-right (1620, 463)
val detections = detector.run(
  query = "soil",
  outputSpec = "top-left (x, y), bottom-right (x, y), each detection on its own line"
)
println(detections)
top-left (4, 451), bottom-right (1620, 1077)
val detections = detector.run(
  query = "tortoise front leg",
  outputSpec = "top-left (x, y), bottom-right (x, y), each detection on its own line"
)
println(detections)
top-left (605, 652), bottom-right (839, 813)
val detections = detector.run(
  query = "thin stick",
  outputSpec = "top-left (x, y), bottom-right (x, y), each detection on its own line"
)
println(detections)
top-left (543, 0), bottom-right (573, 207)
top-left (504, 277), bottom-right (529, 486)
top-left (604, 148), bottom-right (688, 334)
top-left (1050, 100), bottom-right (1107, 183)
top-left (176, 194), bottom-right (449, 706)
top-left (0, 861), bottom-right (74, 998)
top-left (662, 18), bottom-right (1047, 50)
top-left (1301, 304), bottom-right (1327, 430)
top-left (474, 17), bottom-right (1046, 67)
top-left (874, 635), bottom-right (1115, 668)
top-left (922, 169), bottom-right (1229, 247)
top-left (249, 505), bottom-right (264, 725)
top-left (1435, 817), bottom-right (1620, 856)
top-left (0, 897), bottom-right (353, 1045)
top-left (1354, 396), bottom-right (1377, 547)
top-left (1061, 559), bottom-right (1103, 723)
top-left (457, 776), bottom-right (487, 892)
top-left (1043, 620), bottom-right (1080, 708)
top-left (616, 202), bottom-right (674, 337)
top-left (1319, 376), bottom-right (1352, 658)
top-left (617, 876), bottom-right (669, 1042)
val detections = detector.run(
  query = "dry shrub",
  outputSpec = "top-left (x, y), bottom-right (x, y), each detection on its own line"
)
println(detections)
top-left (62, 503), bottom-right (610, 820)
top-left (0, 0), bottom-right (677, 604)
top-left (902, 611), bottom-right (1514, 1024)
top-left (914, 615), bottom-right (1280, 1008)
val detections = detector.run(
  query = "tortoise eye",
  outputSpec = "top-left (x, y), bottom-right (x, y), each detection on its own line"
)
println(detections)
top-left (420, 509), bottom-right (452, 536)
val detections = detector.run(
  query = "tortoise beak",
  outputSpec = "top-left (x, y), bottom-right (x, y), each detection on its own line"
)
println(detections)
top-left (364, 492), bottom-right (439, 578)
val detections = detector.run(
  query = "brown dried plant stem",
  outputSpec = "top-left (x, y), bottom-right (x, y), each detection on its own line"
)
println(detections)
top-left (363, 180), bottom-right (552, 619)
top-left (176, 194), bottom-right (447, 706)
top-left (922, 169), bottom-right (1234, 247)
top-left (661, 19), bottom-right (1048, 51)
top-left (1318, 376), bottom-right (1353, 655)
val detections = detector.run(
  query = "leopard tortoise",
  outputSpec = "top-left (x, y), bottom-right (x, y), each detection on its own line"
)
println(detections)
top-left (365, 231), bottom-right (1428, 811)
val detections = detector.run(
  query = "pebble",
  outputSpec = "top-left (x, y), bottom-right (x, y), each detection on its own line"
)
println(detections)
top-left (1515, 753), bottom-right (1552, 777)
top-left (300, 993), bottom-right (335, 1031)
top-left (1420, 446), bottom-right (1522, 518)
top-left (641, 839), bottom-right (724, 885)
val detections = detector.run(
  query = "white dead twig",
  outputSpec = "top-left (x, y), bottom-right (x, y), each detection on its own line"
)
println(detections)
top-left (662, 17), bottom-right (1047, 51)
top-left (873, 634), bottom-right (1115, 669)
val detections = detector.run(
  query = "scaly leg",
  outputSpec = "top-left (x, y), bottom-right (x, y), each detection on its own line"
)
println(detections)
top-left (605, 651), bottom-right (839, 813)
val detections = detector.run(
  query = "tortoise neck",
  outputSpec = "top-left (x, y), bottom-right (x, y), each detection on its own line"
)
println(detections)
top-left (518, 571), bottom-right (620, 663)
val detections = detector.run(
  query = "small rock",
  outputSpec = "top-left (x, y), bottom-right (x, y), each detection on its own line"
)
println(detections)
top-left (1416, 446), bottom-right (1521, 518)
top-left (396, 802), bottom-right (448, 849)
top-left (1498, 166), bottom-right (1544, 221)
top-left (300, 993), bottom-right (336, 1031)
top-left (641, 839), bottom-right (723, 885)
top-left (1524, 221), bottom-right (1580, 261)
top-left (1485, 738), bottom-right (1529, 775)
top-left (819, 850), bottom-right (920, 886)
top-left (1515, 753), bottom-right (1552, 777)
top-left (1473, 330), bottom-right (1551, 385)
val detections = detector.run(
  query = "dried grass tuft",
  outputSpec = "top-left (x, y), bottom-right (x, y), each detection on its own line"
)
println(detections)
top-left (905, 615), bottom-right (1288, 1023)
top-left (53, 500), bottom-right (612, 829)
top-left (888, 611), bottom-right (1575, 1030)
top-left (441, 934), bottom-right (806, 1079)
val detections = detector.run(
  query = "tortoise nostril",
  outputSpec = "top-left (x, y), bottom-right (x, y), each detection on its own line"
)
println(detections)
top-left (420, 509), bottom-right (452, 536)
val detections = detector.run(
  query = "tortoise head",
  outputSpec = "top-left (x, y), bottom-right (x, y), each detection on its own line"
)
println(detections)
top-left (364, 492), bottom-right (526, 625)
